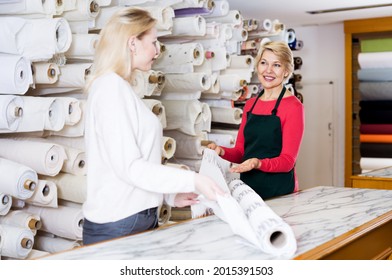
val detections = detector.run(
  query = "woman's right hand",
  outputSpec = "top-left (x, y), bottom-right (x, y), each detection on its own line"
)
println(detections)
top-left (207, 142), bottom-right (224, 156)
top-left (194, 173), bottom-right (225, 201)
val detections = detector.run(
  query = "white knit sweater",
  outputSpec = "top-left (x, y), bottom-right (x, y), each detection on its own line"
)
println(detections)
top-left (83, 72), bottom-right (195, 223)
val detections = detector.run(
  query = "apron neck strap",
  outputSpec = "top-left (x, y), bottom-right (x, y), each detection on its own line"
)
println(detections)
top-left (250, 86), bottom-right (287, 115)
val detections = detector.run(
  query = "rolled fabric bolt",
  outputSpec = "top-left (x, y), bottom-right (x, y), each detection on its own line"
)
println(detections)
top-left (21, 238), bottom-right (33, 249)
top-left (24, 179), bottom-right (36, 191)
top-left (205, 51), bottom-right (214, 59)
top-left (149, 73), bottom-right (165, 85)
top-left (207, 0), bottom-right (215, 9)
top-left (28, 219), bottom-right (42, 231)
top-left (90, 1), bottom-right (100, 13)
top-left (164, 141), bottom-right (172, 151)
top-left (193, 49), bottom-right (200, 59)
top-left (152, 105), bottom-right (162, 116)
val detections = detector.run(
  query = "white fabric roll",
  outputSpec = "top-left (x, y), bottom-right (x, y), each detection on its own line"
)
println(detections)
top-left (170, 158), bottom-right (201, 172)
top-left (44, 135), bottom-right (85, 151)
top-left (358, 52), bottom-right (392, 69)
top-left (24, 204), bottom-right (84, 240)
top-left (0, 54), bottom-right (33, 95)
top-left (161, 99), bottom-right (210, 136)
top-left (0, 95), bottom-right (23, 132)
top-left (171, 0), bottom-right (203, 9)
top-left (32, 62), bottom-right (60, 84)
top-left (219, 74), bottom-right (247, 92)
top-left (162, 136), bottom-right (176, 160)
top-left (360, 157), bottom-right (392, 172)
top-left (141, 99), bottom-right (167, 129)
top-left (255, 18), bottom-right (272, 32)
top-left (0, 210), bottom-right (41, 235)
top-left (205, 9), bottom-right (243, 27)
top-left (141, 6), bottom-right (174, 33)
top-left (40, 173), bottom-right (86, 204)
top-left (208, 132), bottom-right (235, 147)
top-left (0, 193), bottom-right (12, 216)
top-left (210, 106), bottom-right (243, 125)
top-left (61, 146), bottom-right (86, 176)
top-left (26, 249), bottom-right (49, 259)
top-left (231, 26), bottom-right (248, 42)
top-left (0, 224), bottom-right (34, 259)
top-left (202, 72), bottom-right (220, 94)
top-left (57, 97), bottom-right (82, 126)
top-left (153, 42), bottom-right (204, 70)
top-left (229, 55), bottom-right (254, 69)
top-left (0, 138), bottom-right (67, 177)
top-left (0, 157), bottom-right (37, 200)
top-left (170, 15), bottom-right (206, 37)
top-left (65, 33), bottom-right (99, 60)
top-left (25, 179), bottom-right (58, 208)
top-left (0, 0), bottom-right (45, 15)
top-left (33, 235), bottom-right (81, 254)
top-left (204, 0), bottom-right (229, 17)
top-left (62, 0), bottom-right (100, 21)
top-left (162, 72), bottom-right (211, 93)
top-left (164, 130), bottom-right (207, 160)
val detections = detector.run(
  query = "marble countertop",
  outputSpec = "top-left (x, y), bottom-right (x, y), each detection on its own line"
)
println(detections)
top-left (39, 186), bottom-right (392, 260)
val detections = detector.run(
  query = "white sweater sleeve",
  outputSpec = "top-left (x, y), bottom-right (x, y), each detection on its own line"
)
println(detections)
top-left (91, 74), bottom-right (195, 194)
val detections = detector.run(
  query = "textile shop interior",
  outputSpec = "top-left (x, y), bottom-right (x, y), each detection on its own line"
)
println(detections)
top-left (0, 0), bottom-right (391, 261)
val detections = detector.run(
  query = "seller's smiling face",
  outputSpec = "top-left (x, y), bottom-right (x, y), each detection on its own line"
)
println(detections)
top-left (257, 49), bottom-right (288, 90)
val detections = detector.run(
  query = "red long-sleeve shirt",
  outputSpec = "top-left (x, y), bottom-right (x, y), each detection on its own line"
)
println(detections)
top-left (222, 95), bottom-right (305, 190)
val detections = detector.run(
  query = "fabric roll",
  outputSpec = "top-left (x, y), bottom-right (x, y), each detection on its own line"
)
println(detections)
top-left (360, 143), bottom-right (392, 158)
top-left (33, 234), bottom-right (81, 254)
top-left (39, 173), bottom-right (86, 204)
top-left (289, 39), bottom-right (303, 51)
top-left (57, 97), bottom-right (82, 126)
top-left (0, 138), bottom-right (67, 177)
top-left (219, 74), bottom-right (247, 92)
top-left (141, 99), bottom-right (167, 128)
top-left (169, 15), bottom-right (206, 37)
top-left (202, 72), bottom-right (220, 94)
top-left (162, 72), bottom-right (211, 93)
top-left (359, 100), bottom-right (392, 110)
top-left (0, 210), bottom-right (41, 235)
top-left (360, 38), bottom-right (392, 53)
top-left (359, 81), bottom-right (392, 100)
top-left (162, 136), bottom-right (176, 160)
top-left (44, 135), bottom-right (85, 151)
top-left (164, 130), bottom-right (207, 160)
top-left (132, 70), bottom-right (166, 98)
top-left (357, 68), bottom-right (392, 82)
top-left (51, 99), bottom-right (86, 138)
top-left (32, 62), bottom-right (60, 84)
top-left (24, 204), bottom-right (83, 240)
top-left (195, 102), bottom-right (211, 133)
top-left (230, 27), bottom-right (248, 42)
top-left (25, 179), bottom-right (58, 208)
top-left (141, 6), bottom-right (174, 35)
top-left (360, 124), bottom-right (392, 134)
top-left (169, 158), bottom-right (201, 172)
top-left (359, 108), bottom-right (392, 124)
top-left (61, 146), bottom-right (86, 176)
top-left (0, 224), bottom-right (34, 259)
top-left (358, 52), bottom-right (392, 69)
top-left (203, 0), bottom-right (230, 17)
top-left (0, 54), bottom-right (33, 95)
top-left (360, 157), bottom-right (392, 171)
top-left (360, 134), bottom-right (392, 143)
top-left (172, 0), bottom-right (204, 9)
top-left (294, 57), bottom-right (303, 70)
top-left (0, 0), bottom-right (45, 15)
top-left (65, 33), bottom-right (99, 60)
top-left (161, 99), bottom-right (210, 136)
top-left (62, 0), bottom-right (100, 21)
top-left (0, 157), bottom-right (37, 200)
top-left (241, 40), bottom-right (257, 50)
top-left (221, 68), bottom-right (253, 83)
top-left (158, 202), bottom-right (171, 226)
top-left (0, 193), bottom-right (12, 216)
top-left (255, 18), bottom-right (272, 32)
top-left (210, 106), bottom-right (243, 125)
top-left (208, 132), bottom-right (235, 147)
top-left (0, 95), bottom-right (23, 132)
top-left (205, 9), bottom-right (243, 27)
top-left (229, 55), bottom-right (254, 70)
top-left (26, 249), bottom-right (49, 260)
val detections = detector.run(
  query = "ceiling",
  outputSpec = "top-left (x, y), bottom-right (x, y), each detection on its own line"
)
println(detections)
top-left (228, 0), bottom-right (392, 27)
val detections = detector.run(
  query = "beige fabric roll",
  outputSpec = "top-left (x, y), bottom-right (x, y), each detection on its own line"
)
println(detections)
top-left (162, 72), bottom-right (211, 93)
top-left (0, 210), bottom-right (41, 235)
top-left (141, 98), bottom-right (167, 129)
top-left (25, 179), bottom-right (58, 208)
top-left (164, 130), bottom-right (207, 160)
top-left (141, 6), bottom-right (174, 35)
top-left (26, 248), bottom-right (50, 259)
top-left (219, 74), bottom-right (247, 92)
top-left (32, 62), bottom-right (60, 85)
top-left (208, 132), bottom-right (235, 147)
top-left (170, 15), bottom-right (206, 37)
top-left (62, 0), bottom-right (100, 21)
top-left (0, 95), bottom-right (23, 132)
top-left (229, 55), bottom-right (254, 70)
top-left (51, 99), bottom-right (85, 137)
top-left (0, 138), bottom-right (67, 177)
top-left (0, 157), bottom-right (37, 200)
top-left (44, 135), bottom-right (85, 151)
top-left (65, 33), bottom-right (99, 60)
top-left (24, 204), bottom-right (83, 240)
top-left (158, 202), bottom-right (172, 226)
top-left (205, 9), bottom-right (243, 27)
top-left (0, 224), bottom-right (34, 259)
top-left (61, 146), bottom-right (86, 176)
top-left (40, 173), bottom-right (86, 204)
top-left (0, 54), bottom-right (33, 95)
top-left (162, 136), bottom-right (176, 160)
top-left (210, 106), bottom-right (243, 125)
top-left (33, 234), bottom-right (81, 254)
top-left (57, 97), bottom-right (82, 126)
top-left (0, 193), bottom-right (12, 216)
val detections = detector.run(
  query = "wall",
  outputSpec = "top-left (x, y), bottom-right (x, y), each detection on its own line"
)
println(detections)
top-left (293, 23), bottom-right (346, 187)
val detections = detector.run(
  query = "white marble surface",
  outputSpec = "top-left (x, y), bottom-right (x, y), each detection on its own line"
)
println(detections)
top-left (39, 186), bottom-right (392, 260)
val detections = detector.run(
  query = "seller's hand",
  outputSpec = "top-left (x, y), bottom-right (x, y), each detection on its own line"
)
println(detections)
top-left (230, 158), bottom-right (261, 173)
top-left (173, 192), bottom-right (199, 207)
top-left (207, 142), bottom-right (225, 156)
top-left (195, 173), bottom-right (225, 201)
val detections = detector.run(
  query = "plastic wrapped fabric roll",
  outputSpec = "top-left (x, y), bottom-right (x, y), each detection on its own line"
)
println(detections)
top-left (0, 157), bottom-right (37, 200)
top-left (24, 204), bottom-right (84, 240)
top-left (162, 136), bottom-right (176, 160)
top-left (40, 173), bottom-right (86, 204)
top-left (0, 224), bottom-right (34, 259)
top-left (32, 62), bottom-right (60, 84)
top-left (0, 210), bottom-right (41, 235)
top-left (210, 106), bottom-right (243, 125)
top-left (62, 0), bottom-right (100, 21)
top-left (141, 98), bottom-right (167, 129)
top-left (0, 193), bottom-right (12, 216)
top-left (0, 54), bottom-right (33, 95)
top-left (65, 33), bottom-right (99, 60)
top-left (25, 179), bottom-right (58, 208)
top-left (162, 72), bottom-right (211, 93)
top-left (33, 234), bottom-right (81, 254)
top-left (0, 95), bottom-right (23, 132)
top-left (0, 138), bottom-right (67, 177)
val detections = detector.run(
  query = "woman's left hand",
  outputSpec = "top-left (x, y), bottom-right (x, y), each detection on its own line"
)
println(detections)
top-left (230, 158), bottom-right (261, 173)
top-left (173, 192), bottom-right (199, 207)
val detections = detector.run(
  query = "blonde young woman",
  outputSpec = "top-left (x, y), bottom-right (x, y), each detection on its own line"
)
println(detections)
top-left (83, 8), bottom-right (224, 245)
top-left (208, 41), bottom-right (305, 199)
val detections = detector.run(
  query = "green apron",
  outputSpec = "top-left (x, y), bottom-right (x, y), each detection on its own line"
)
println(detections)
top-left (240, 87), bottom-right (295, 199)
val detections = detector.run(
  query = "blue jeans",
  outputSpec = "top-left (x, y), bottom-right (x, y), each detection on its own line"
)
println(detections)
top-left (82, 207), bottom-right (158, 245)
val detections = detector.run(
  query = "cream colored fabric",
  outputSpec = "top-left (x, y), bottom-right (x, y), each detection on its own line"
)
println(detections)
top-left (0, 95), bottom-right (23, 132)
top-left (0, 210), bottom-right (41, 235)
top-left (25, 179), bottom-right (58, 208)
top-left (0, 54), bottom-right (33, 95)
top-left (0, 193), bottom-right (12, 216)
top-left (0, 224), bottom-right (34, 259)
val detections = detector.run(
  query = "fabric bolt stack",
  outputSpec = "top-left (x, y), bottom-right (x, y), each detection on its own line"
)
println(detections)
top-left (357, 38), bottom-right (392, 172)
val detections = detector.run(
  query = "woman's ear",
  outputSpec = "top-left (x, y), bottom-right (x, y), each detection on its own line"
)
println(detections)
top-left (128, 36), bottom-right (137, 52)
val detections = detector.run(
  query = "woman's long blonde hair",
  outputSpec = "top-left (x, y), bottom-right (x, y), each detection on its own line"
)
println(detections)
top-left (85, 7), bottom-right (156, 91)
